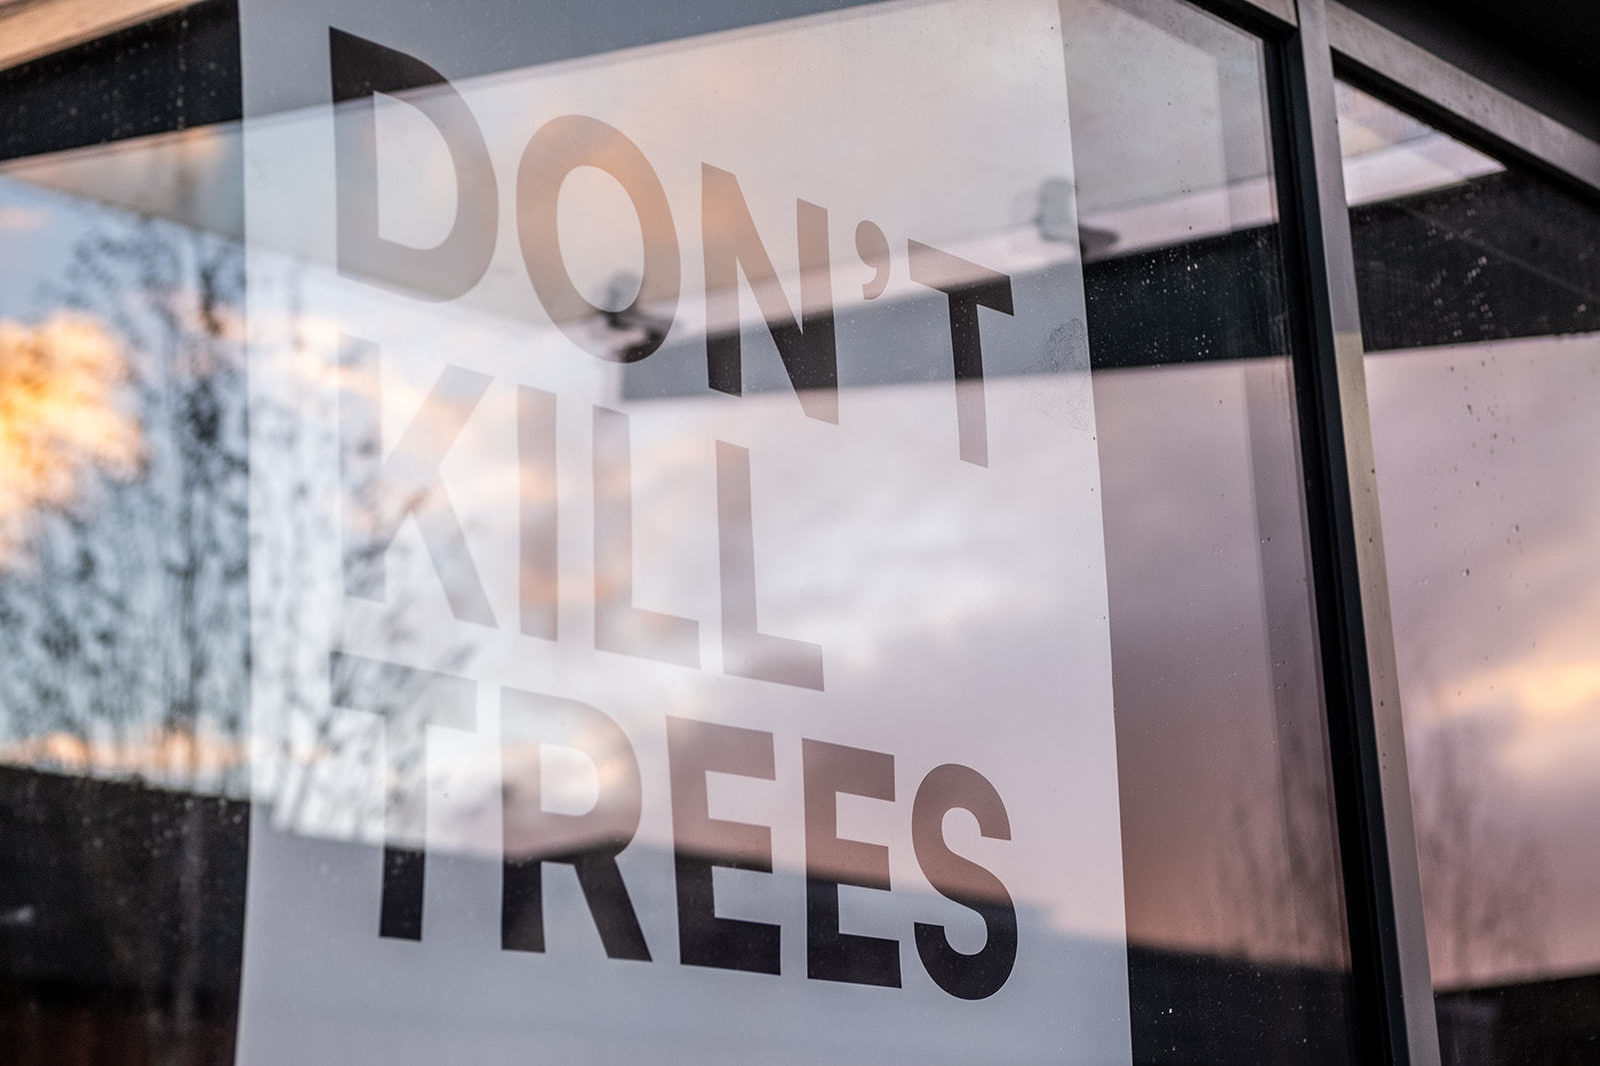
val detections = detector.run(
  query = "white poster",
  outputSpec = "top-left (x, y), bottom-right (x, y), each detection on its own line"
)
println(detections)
top-left (237, 0), bottom-right (1131, 1060)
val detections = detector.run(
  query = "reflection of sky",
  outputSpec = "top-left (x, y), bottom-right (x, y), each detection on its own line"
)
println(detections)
top-left (1335, 81), bottom-right (1503, 206)
top-left (1092, 356), bottom-right (1347, 967)
top-left (1096, 360), bottom-right (1284, 952)
top-left (1339, 79), bottom-right (1600, 988)
top-left (0, 180), bottom-right (82, 321)
top-left (0, 171), bottom-right (252, 795)
top-left (1368, 334), bottom-right (1600, 985)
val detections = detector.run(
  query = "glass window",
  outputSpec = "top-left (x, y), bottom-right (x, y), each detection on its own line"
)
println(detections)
top-left (1068, 0), bottom-right (1358, 1060)
top-left (1339, 80), bottom-right (1600, 1063)
top-left (0, 1), bottom-right (1365, 1062)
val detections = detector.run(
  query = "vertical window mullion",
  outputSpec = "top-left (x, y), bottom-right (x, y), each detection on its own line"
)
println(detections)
top-left (1266, 0), bottom-right (1441, 1061)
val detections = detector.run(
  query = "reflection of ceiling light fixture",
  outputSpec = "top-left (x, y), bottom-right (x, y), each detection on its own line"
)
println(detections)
top-left (1077, 223), bottom-right (1119, 260)
top-left (597, 271), bottom-right (670, 363)
top-left (1034, 177), bottom-right (1077, 243)
top-left (1036, 176), bottom-right (1118, 257)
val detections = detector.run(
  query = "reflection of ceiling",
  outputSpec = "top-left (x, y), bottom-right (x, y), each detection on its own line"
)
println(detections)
top-left (0, 107), bottom-right (1503, 270)
top-left (1336, 82), bottom-right (1504, 207)
top-left (0, 0), bottom-right (190, 72)
top-left (0, 0), bottom-right (1533, 274)
top-left (0, 123), bottom-right (243, 238)
top-left (1340, 132), bottom-right (1500, 207)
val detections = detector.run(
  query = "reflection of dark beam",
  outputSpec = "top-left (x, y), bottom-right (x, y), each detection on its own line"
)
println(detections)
top-left (624, 221), bottom-right (1299, 406)
top-left (0, 0), bottom-right (241, 164)
top-left (0, 0), bottom-right (894, 163)
top-left (1085, 224), bottom-right (1293, 369)
top-left (1090, 167), bottom-right (1598, 370)
top-left (627, 167), bottom-right (1598, 398)
top-left (1349, 169), bottom-right (1600, 352)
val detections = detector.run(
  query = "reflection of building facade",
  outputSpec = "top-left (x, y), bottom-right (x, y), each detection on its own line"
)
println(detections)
top-left (0, 0), bottom-right (1597, 1063)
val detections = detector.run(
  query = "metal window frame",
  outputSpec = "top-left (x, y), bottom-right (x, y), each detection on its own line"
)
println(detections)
top-left (1194, 0), bottom-right (1600, 1063)
top-left (1274, 1), bottom-right (1440, 1060)
top-left (1326, 1), bottom-right (1600, 200)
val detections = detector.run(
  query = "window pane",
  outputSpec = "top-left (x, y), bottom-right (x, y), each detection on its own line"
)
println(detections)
top-left (1068, 1), bottom-right (1358, 1060)
top-left (0, 2), bottom-right (1362, 1063)
top-left (1339, 79), bottom-right (1600, 1062)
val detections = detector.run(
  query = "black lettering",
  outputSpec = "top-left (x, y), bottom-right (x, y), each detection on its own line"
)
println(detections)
top-left (500, 688), bottom-right (651, 961)
top-left (855, 220), bottom-right (891, 301)
top-left (518, 386), bottom-right (558, 639)
top-left (329, 28), bottom-right (497, 300)
top-left (911, 763), bottom-right (1017, 1000)
top-left (703, 165), bottom-right (838, 422)
top-left (803, 739), bottom-right (899, 987)
top-left (666, 716), bottom-right (780, 974)
top-left (518, 115), bottom-right (679, 362)
top-left (715, 440), bottom-right (824, 690)
top-left (592, 406), bottom-right (701, 667)
top-left (906, 241), bottom-right (1014, 467)
top-left (327, 652), bottom-right (476, 941)
top-left (338, 337), bottom-right (496, 626)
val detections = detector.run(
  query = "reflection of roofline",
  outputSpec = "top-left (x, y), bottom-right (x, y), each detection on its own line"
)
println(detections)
top-left (0, 0), bottom-right (191, 74)
top-left (1079, 131), bottom-right (1501, 263)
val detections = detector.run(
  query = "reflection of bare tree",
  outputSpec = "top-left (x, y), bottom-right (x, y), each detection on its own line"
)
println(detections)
top-left (249, 321), bottom-right (477, 843)
top-left (1201, 361), bottom-right (1350, 972)
top-left (0, 214), bottom-right (247, 1064)
top-left (0, 202), bottom-right (477, 1061)
top-left (1207, 746), bottom-right (1346, 968)
top-left (1206, 671), bottom-right (1552, 989)
top-left (0, 239), bottom-right (246, 787)
top-left (1409, 715), bottom-right (1550, 988)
